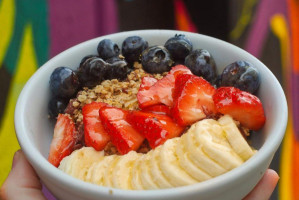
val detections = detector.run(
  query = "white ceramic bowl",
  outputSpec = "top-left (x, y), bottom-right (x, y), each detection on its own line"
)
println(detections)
top-left (15, 30), bottom-right (287, 200)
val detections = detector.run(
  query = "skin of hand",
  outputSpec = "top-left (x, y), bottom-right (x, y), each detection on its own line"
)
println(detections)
top-left (0, 150), bottom-right (47, 200)
top-left (0, 150), bottom-right (279, 200)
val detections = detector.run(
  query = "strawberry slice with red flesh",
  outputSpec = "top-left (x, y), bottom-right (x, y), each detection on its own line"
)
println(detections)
top-left (137, 76), bottom-right (160, 108)
top-left (139, 76), bottom-right (158, 90)
top-left (213, 87), bottom-right (266, 131)
top-left (127, 111), bottom-right (185, 148)
top-left (141, 104), bottom-right (171, 116)
top-left (82, 102), bottom-right (110, 151)
top-left (48, 114), bottom-right (77, 167)
top-left (172, 74), bottom-right (217, 126)
top-left (99, 107), bottom-right (145, 155)
top-left (137, 65), bottom-right (192, 108)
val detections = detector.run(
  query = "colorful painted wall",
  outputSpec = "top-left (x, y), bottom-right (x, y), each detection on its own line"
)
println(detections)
top-left (0, 0), bottom-right (298, 199)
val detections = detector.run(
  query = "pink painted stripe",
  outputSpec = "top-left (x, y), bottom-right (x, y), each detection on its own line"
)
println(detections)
top-left (245, 0), bottom-right (288, 57)
top-left (292, 72), bottom-right (299, 140)
top-left (95, 0), bottom-right (119, 36)
top-left (48, 0), bottom-right (118, 58)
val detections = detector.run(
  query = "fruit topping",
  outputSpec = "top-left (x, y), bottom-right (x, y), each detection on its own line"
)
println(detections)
top-left (219, 61), bottom-right (260, 94)
top-left (82, 102), bottom-right (110, 151)
top-left (164, 34), bottom-right (193, 63)
top-left (77, 56), bottom-right (109, 88)
top-left (141, 45), bottom-right (174, 74)
top-left (105, 57), bottom-right (130, 80)
top-left (97, 39), bottom-right (120, 60)
top-left (128, 111), bottom-right (185, 148)
top-left (141, 104), bottom-right (171, 116)
top-left (47, 34), bottom-right (267, 169)
top-left (48, 97), bottom-right (68, 119)
top-left (137, 65), bottom-right (192, 108)
top-left (99, 107), bottom-right (145, 154)
top-left (184, 49), bottom-right (217, 84)
top-left (213, 87), bottom-right (265, 130)
top-left (121, 36), bottom-right (148, 65)
top-left (172, 74), bottom-right (216, 126)
top-left (140, 76), bottom-right (158, 90)
top-left (49, 66), bottom-right (80, 98)
top-left (106, 56), bottom-right (125, 64)
top-left (48, 114), bottom-right (77, 167)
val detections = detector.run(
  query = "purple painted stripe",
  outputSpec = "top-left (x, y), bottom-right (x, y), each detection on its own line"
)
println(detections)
top-left (48, 0), bottom-right (118, 58)
top-left (42, 185), bottom-right (56, 200)
top-left (292, 72), bottom-right (299, 140)
top-left (244, 0), bottom-right (288, 57)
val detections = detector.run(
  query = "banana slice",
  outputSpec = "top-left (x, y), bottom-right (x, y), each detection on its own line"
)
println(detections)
top-left (139, 150), bottom-right (159, 189)
top-left (149, 146), bottom-right (173, 188)
top-left (195, 129), bottom-right (243, 170)
top-left (59, 147), bottom-right (104, 180)
top-left (86, 155), bottom-right (117, 185)
top-left (159, 138), bottom-right (197, 186)
top-left (195, 119), bottom-right (231, 148)
top-left (218, 115), bottom-right (255, 160)
top-left (130, 154), bottom-right (145, 190)
top-left (182, 125), bottom-right (226, 177)
top-left (102, 155), bottom-right (120, 187)
top-left (58, 155), bottom-right (73, 175)
top-left (175, 138), bottom-right (212, 181)
top-left (112, 151), bottom-right (140, 189)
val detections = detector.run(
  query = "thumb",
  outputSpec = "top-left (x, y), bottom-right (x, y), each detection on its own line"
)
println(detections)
top-left (0, 150), bottom-right (47, 200)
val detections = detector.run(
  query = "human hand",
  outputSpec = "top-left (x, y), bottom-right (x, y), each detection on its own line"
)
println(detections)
top-left (243, 169), bottom-right (279, 200)
top-left (0, 150), bottom-right (279, 200)
top-left (0, 150), bottom-right (46, 200)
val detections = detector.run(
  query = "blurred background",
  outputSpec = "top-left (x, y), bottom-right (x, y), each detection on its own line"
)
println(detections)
top-left (0, 0), bottom-right (298, 199)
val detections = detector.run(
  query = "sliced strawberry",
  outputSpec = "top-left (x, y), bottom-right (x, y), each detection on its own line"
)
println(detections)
top-left (213, 87), bottom-right (266, 131)
top-left (99, 107), bottom-right (145, 154)
top-left (127, 111), bottom-right (185, 148)
top-left (82, 102), bottom-right (110, 151)
top-left (137, 65), bottom-right (192, 108)
top-left (141, 104), bottom-right (171, 116)
top-left (48, 114), bottom-right (77, 167)
top-left (172, 74), bottom-right (217, 126)
top-left (139, 76), bottom-right (158, 90)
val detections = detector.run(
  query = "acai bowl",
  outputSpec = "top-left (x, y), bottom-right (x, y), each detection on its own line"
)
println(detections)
top-left (15, 30), bottom-right (287, 200)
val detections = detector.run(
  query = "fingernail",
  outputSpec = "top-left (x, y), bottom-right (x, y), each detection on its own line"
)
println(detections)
top-left (12, 150), bottom-right (21, 168)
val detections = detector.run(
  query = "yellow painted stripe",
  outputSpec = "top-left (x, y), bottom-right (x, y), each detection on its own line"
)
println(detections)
top-left (0, 24), bottom-right (38, 186)
top-left (270, 14), bottom-right (291, 87)
top-left (0, 0), bottom-right (15, 67)
top-left (279, 119), bottom-right (294, 200)
top-left (270, 14), bottom-right (294, 200)
top-left (230, 0), bottom-right (258, 40)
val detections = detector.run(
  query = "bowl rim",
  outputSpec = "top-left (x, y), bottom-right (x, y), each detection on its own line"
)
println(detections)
top-left (14, 29), bottom-right (288, 199)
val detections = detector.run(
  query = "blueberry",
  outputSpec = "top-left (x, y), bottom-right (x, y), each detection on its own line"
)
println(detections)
top-left (106, 56), bottom-right (125, 64)
top-left (97, 39), bottom-right (120, 60)
top-left (122, 36), bottom-right (148, 65)
top-left (184, 49), bottom-right (217, 83)
top-left (106, 56), bottom-right (131, 80)
top-left (79, 55), bottom-right (98, 67)
top-left (164, 34), bottom-right (193, 62)
top-left (49, 67), bottom-right (80, 98)
top-left (48, 97), bottom-right (68, 119)
top-left (220, 61), bottom-right (260, 94)
top-left (77, 56), bottom-right (109, 88)
top-left (141, 46), bottom-right (174, 74)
